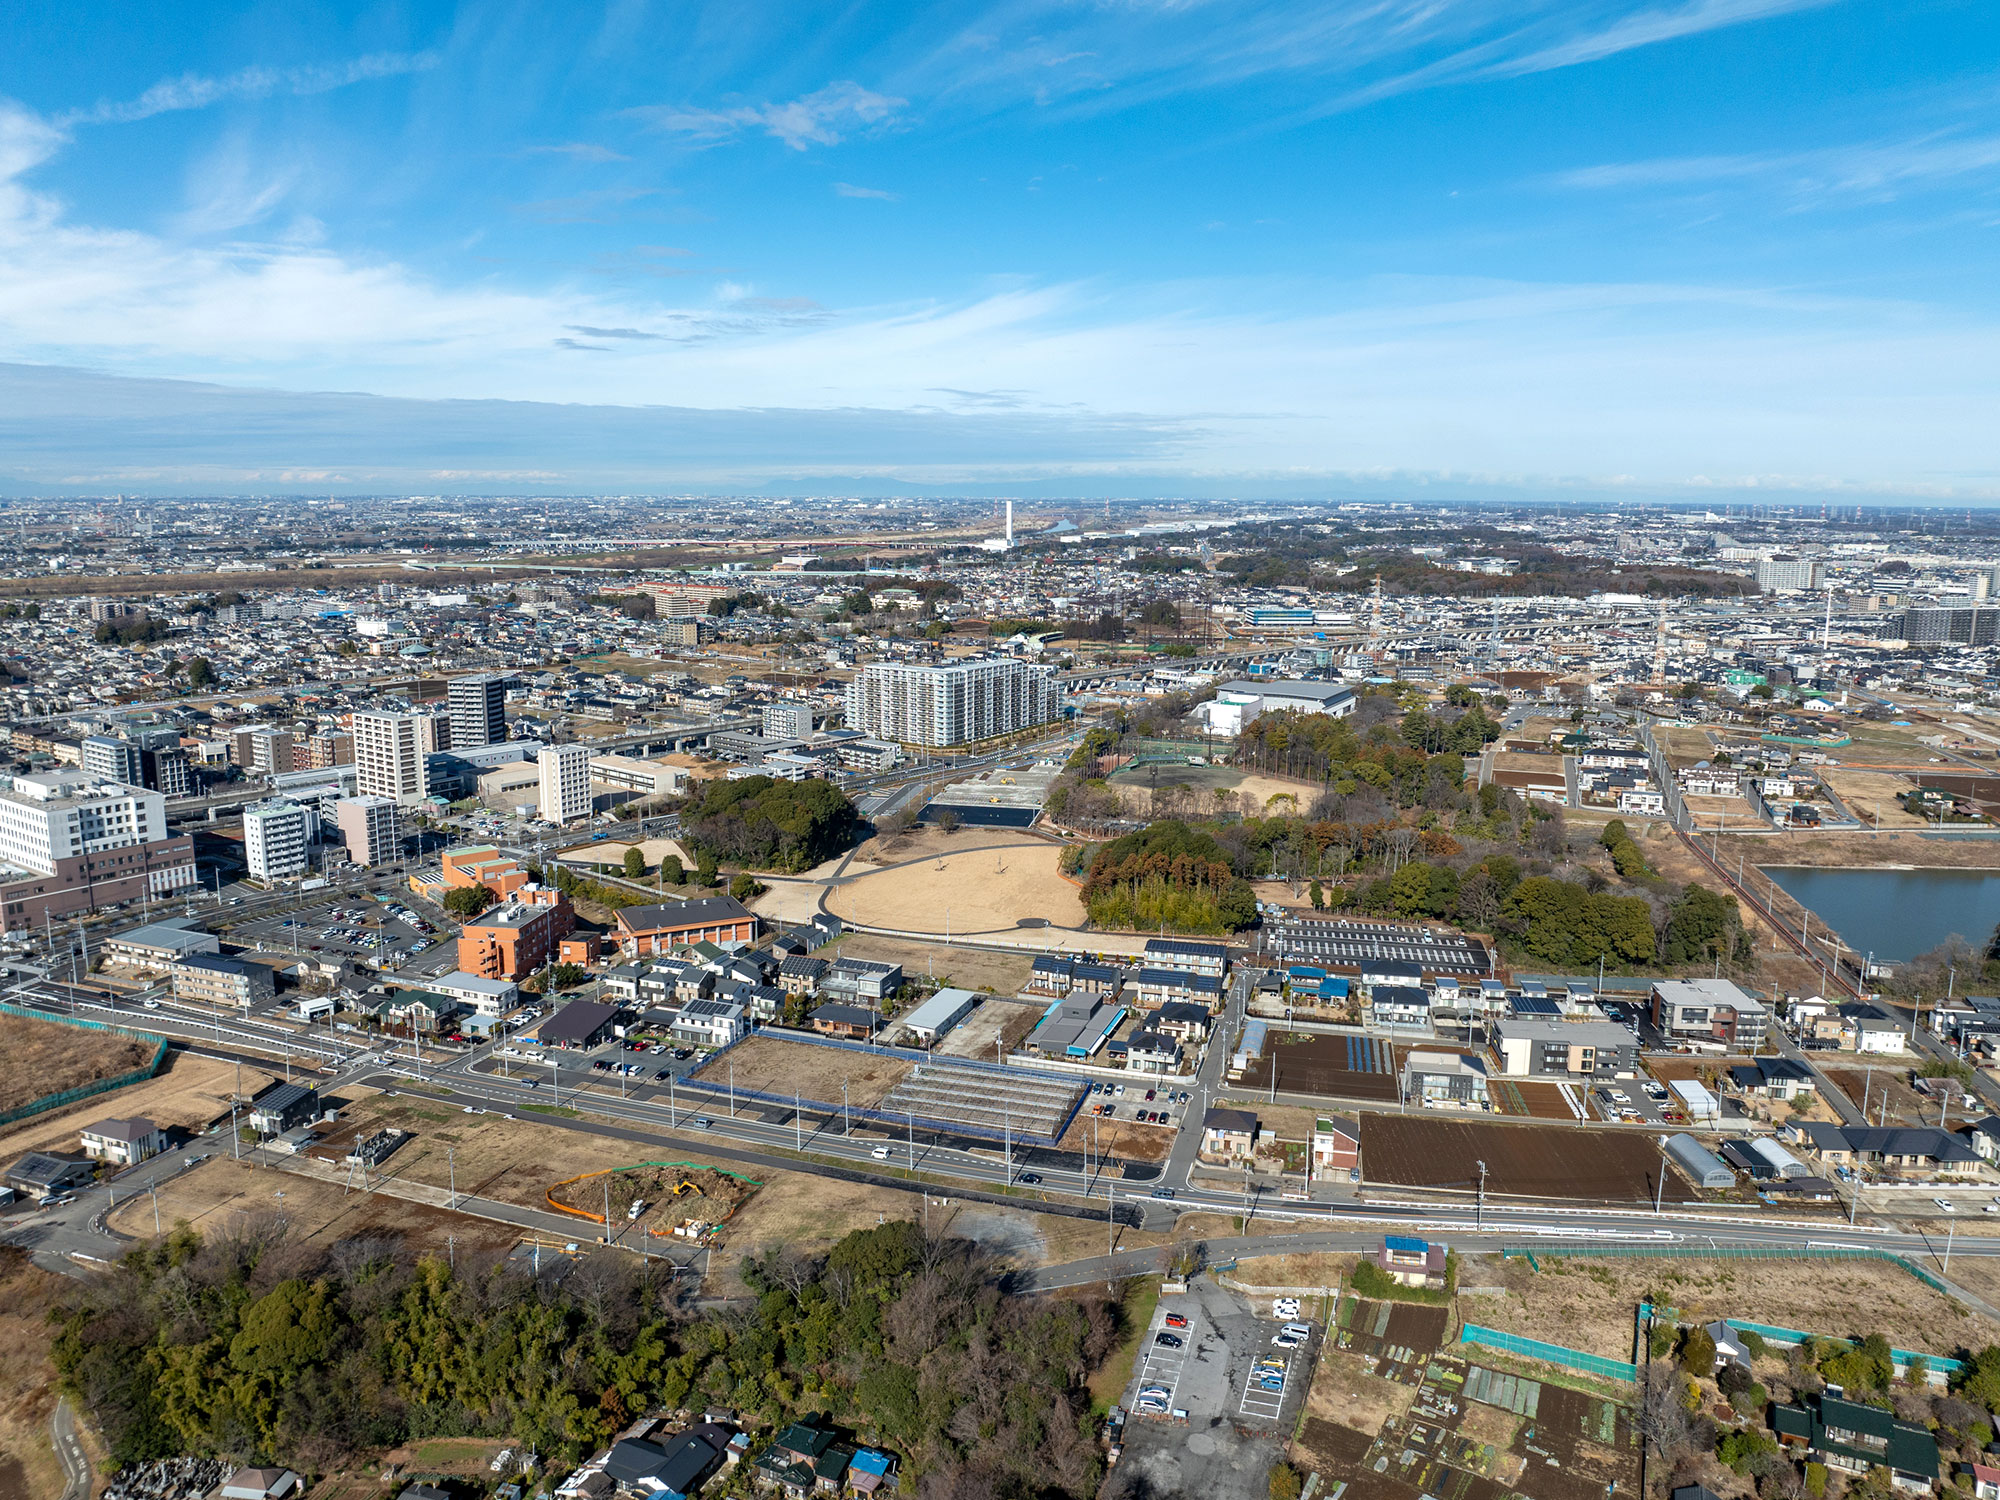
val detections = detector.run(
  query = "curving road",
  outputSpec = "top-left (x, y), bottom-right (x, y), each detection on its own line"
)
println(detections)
top-left (51, 1399), bottom-right (89, 1500)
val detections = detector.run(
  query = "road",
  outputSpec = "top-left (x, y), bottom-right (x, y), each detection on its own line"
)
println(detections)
top-left (51, 1398), bottom-right (89, 1500)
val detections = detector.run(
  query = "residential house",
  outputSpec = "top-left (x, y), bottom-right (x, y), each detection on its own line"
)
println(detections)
top-left (79, 1117), bottom-right (165, 1165)
top-left (4, 1151), bottom-right (96, 1200)
top-left (1120, 1026), bottom-right (1181, 1073)
top-left (778, 955), bottom-right (829, 997)
top-left (1369, 985), bottom-right (1432, 1032)
top-left (247, 1082), bottom-right (321, 1135)
top-left (1068, 962), bottom-right (1124, 999)
top-left (808, 1003), bottom-right (882, 1041)
top-left (1772, 1391), bottom-right (1938, 1492)
top-left (1376, 1235), bottom-right (1448, 1288)
top-left (539, 999), bottom-right (621, 1049)
top-left (1200, 1106), bottom-right (1258, 1162)
top-left (1312, 1117), bottom-right (1360, 1174)
top-left (1403, 1051), bottom-right (1489, 1109)
top-left (1151, 1000), bottom-right (1213, 1043)
top-left (822, 958), bottom-right (901, 1005)
top-left (171, 952), bottom-right (277, 1009)
top-left (1025, 955), bottom-right (1073, 996)
top-left (753, 1423), bottom-right (847, 1499)
top-left (673, 996), bottom-right (746, 1049)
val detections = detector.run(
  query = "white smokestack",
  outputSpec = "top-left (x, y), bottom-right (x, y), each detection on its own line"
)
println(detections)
top-left (1005, 499), bottom-right (1014, 548)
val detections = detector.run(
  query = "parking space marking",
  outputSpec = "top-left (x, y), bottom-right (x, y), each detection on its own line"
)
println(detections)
top-left (1130, 1309), bottom-right (1198, 1417)
top-left (1238, 1328), bottom-right (1303, 1421)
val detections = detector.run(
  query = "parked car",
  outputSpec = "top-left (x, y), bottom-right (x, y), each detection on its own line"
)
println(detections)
top-left (1164, 1313), bottom-right (1189, 1329)
top-left (1154, 1333), bottom-right (1183, 1348)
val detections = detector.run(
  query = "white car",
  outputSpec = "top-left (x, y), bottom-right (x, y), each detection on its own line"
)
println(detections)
top-left (1935, 1198), bottom-right (1957, 1213)
top-left (1272, 1333), bottom-right (1303, 1349)
top-left (1272, 1297), bottom-right (1301, 1318)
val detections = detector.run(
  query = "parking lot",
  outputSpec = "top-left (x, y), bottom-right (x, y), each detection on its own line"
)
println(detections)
top-left (1081, 1079), bottom-right (1191, 1131)
top-left (1111, 1278), bottom-right (1312, 1499)
top-left (1590, 1077), bottom-right (1667, 1124)
top-left (231, 898), bottom-right (443, 972)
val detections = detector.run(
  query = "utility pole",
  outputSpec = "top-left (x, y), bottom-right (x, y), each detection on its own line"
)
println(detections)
top-left (448, 1145), bottom-right (456, 1210)
top-left (1476, 1159), bottom-right (1487, 1230)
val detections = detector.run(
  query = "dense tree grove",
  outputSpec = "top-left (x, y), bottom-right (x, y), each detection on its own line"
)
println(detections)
top-left (679, 775), bottom-right (861, 875)
top-left (1080, 821), bottom-right (1259, 934)
top-left (53, 1221), bottom-right (1117, 1500)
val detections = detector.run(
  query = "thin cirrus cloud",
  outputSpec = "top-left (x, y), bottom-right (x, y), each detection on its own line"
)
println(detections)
top-left (1550, 132), bottom-right (2000, 200)
top-left (834, 181), bottom-right (898, 200)
top-left (630, 80), bottom-right (905, 150)
top-left (520, 142), bottom-right (629, 163)
top-left (55, 50), bottom-right (440, 127)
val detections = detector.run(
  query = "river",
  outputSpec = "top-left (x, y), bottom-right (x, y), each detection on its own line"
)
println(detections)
top-left (1761, 866), bottom-right (2000, 962)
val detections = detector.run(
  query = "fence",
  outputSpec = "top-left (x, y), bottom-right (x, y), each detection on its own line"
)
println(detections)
top-left (1457, 1323), bottom-right (1639, 1383)
top-left (1633, 1299), bottom-right (1963, 1379)
top-left (0, 1001), bottom-right (172, 1127)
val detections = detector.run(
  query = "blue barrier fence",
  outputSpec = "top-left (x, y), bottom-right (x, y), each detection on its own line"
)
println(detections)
top-left (1458, 1323), bottom-right (1639, 1383)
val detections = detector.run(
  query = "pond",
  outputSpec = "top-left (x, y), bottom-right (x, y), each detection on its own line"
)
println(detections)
top-left (1760, 865), bottom-right (2000, 962)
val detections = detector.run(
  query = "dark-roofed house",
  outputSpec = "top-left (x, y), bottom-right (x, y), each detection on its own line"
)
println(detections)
top-left (778, 955), bottom-right (828, 997)
top-left (1790, 1125), bottom-right (1985, 1177)
top-left (171, 951), bottom-right (276, 1009)
top-left (1772, 1391), bottom-right (1938, 1491)
top-left (1200, 1106), bottom-right (1257, 1163)
top-left (538, 999), bottom-right (621, 1049)
top-left (248, 1082), bottom-right (320, 1135)
top-left (1026, 954), bottom-right (1073, 996)
top-left (1142, 937), bottom-right (1228, 977)
top-left (822, 958), bottom-right (901, 1004)
top-left (79, 1117), bottom-right (165, 1165)
top-left (753, 1422), bottom-right (843, 1499)
top-left (1967, 1116), bottom-right (2000, 1164)
top-left (5, 1151), bottom-right (95, 1200)
top-left (617, 896), bottom-right (758, 956)
top-left (652, 1430), bottom-right (725, 1500)
top-left (1152, 1000), bottom-right (1213, 1042)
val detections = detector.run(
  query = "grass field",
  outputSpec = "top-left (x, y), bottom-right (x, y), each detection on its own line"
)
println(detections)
top-left (1466, 1251), bottom-right (1996, 1359)
top-left (0, 1052), bottom-right (264, 1165)
top-left (0, 1014), bottom-right (158, 1116)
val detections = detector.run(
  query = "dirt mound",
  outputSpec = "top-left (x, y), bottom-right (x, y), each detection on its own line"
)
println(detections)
top-left (548, 1161), bottom-right (758, 1232)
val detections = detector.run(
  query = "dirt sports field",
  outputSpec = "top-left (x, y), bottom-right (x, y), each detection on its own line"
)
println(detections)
top-left (1235, 1033), bottom-right (1399, 1102)
top-left (0, 1014), bottom-right (158, 1115)
top-left (827, 840), bottom-right (1081, 935)
top-left (1361, 1116), bottom-right (1696, 1202)
top-left (693, 1034), bottom-right (913, 1109)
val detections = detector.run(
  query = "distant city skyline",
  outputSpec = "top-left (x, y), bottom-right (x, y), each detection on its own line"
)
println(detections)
top-left (3, 1), bottom-right (1997, 498)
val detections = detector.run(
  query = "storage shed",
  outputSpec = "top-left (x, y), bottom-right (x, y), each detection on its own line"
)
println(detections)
top-left (1748, 1136), bottom-right (1809, 1180)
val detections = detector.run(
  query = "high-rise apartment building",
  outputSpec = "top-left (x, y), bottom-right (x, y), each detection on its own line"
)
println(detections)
top-left (448, 674), bottom-right (510, 750)
top-left (352, 713), bottom-right (429, 805)
top-left (538, 743), bottom-right (592, 824)
top-left (81, 735), bottom-right (142, 785)
top-left (232, 727), bottom-right (296, 775)
top-left (414, 711), bottom-right (452, 755)
top-left (762, 701), bottom-right (815, 741)
top-left (1898, 607), bottom-right (2000, 647)
top-left (0, 771), bottom-right (197, 925)
top-left (844, 658), bottom-right (1059, 748)
top-left (334, 795), bottom-right (402, 867)
top-left (1755, 556), bottom-right (1825, 593)
top-left (243, 799), bottom-right (311, 883)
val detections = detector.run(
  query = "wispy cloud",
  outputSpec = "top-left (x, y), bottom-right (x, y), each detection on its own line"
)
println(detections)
top-left (1551, 132), bottom-right (2000, 200)
top-left (521, 142), bottom-right (629, 163)
top-left (631, 81), bottom-right (904, 151)
top-left (512, 186), bottom-right (661, 224)
top-left (566, 324), bottom-right (667, 340)
top-left (57, 51), bottom-right (440, 128)
top-left (834, 181), bottom-right (899, 200)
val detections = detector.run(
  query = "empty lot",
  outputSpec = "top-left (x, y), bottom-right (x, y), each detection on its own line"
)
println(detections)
top-left (1361, 1115), bottom-right (1694, 1202)
top-left (693, 1034), bottom-right (913, 1110)
top-left (0, 1013), bottom-right (158, 1115)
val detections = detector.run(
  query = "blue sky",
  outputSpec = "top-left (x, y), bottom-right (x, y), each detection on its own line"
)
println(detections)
top-left (2, 0), bottom-right (1998, 495)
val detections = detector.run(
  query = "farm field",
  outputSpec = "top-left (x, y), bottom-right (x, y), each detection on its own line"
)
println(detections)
top-left (1487, 1078), bottom-right (1577, 1121)
top-left (1298, 1292), bottom-right (1637, 1500)
top-left (694, 1034), bottom-right (913, 1109)
top-left (1234, 1032), bottom-right (1399, 1102)
top-left (1361, 1115), bottom-right (1694, 1202)
top-left (0, 1014), bottom-right (158, 1115)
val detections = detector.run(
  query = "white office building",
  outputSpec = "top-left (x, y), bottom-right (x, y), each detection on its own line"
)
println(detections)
top-left (762, 701), bottom-right (814, 741)
top-left (352, 712), bottom-right (429, 806)
top-left (243, 799), bottom-right (311, 884)
top-left (844, 657), bottom-right (1058, 748)
top-left (538, 743), bottom-right (592, 824)
top-left (0, 771), bottom-right (169, 876)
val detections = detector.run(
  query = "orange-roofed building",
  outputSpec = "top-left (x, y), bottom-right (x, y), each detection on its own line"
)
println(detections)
top-left (459, 886), bottom-right (575, 984)
top-left (441, 846), bottom-right (532, 900)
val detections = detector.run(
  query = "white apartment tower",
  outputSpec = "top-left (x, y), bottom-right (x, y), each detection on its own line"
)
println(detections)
top-left (352, 712), bottom-right (430, 806)
top-left (538, 743), bottom-right (592, 824)
top-left (243, 799), bottom-right (311, 884)
top-left (844, 657), bottom-right (1058, 748)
